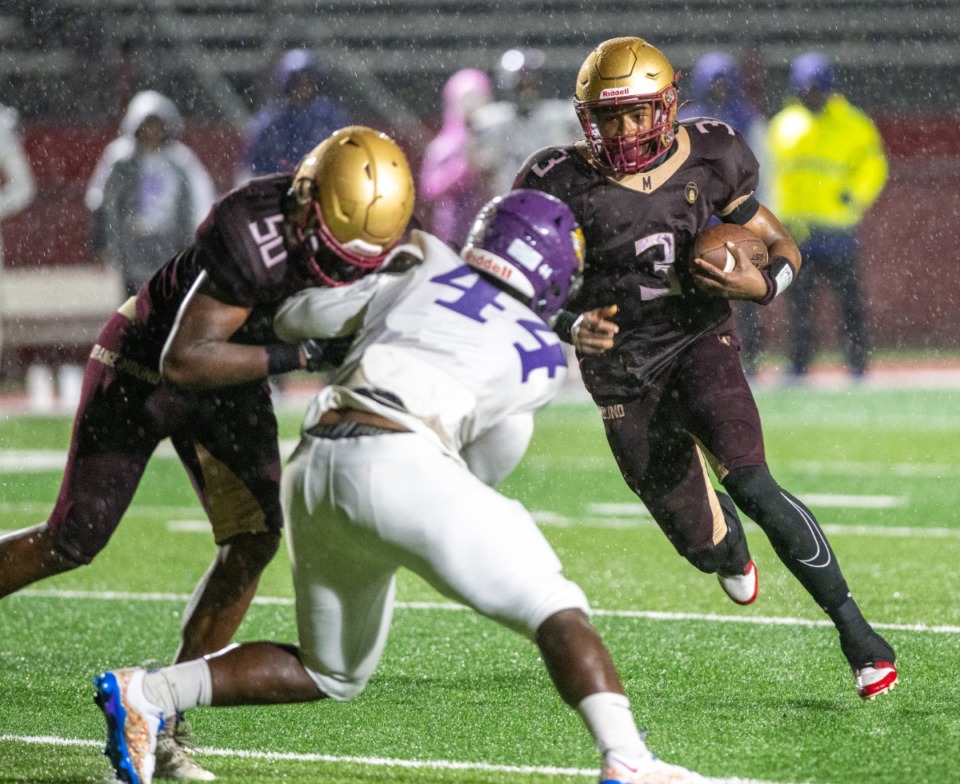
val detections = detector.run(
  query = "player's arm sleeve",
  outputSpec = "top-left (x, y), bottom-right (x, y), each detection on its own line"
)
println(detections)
top-left (273, 277), bottom-right (378, 342)
top-left (461, 413), bottom-right (534, 486)
top-left (716, 132), bottom-right (761, 220)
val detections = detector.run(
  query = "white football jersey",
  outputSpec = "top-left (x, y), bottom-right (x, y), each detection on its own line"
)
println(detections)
top-left (274, 230), bottom-right (568, 476)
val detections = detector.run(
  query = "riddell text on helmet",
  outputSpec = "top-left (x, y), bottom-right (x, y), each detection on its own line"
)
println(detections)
top-left (463, 247), bottom-right (514, 281)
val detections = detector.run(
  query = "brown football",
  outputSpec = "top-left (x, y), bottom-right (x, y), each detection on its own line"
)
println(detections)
top-left (691, 223), bottom-right (769, 272)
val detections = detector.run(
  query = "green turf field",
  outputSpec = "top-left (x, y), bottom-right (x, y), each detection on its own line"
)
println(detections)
top-left (1, 386), bottom-right (957, 783)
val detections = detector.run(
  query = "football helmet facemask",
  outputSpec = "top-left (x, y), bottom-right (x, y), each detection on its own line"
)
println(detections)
top-left (574, 37), bottom-right (680, 176)
top-left (289, 125), bottom-right (415, 286)
top-left (461, 189), bottom-right (585, 321)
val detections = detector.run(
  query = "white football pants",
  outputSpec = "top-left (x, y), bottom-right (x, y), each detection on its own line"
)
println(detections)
top-left (280, 431), bottom-right (589, 701)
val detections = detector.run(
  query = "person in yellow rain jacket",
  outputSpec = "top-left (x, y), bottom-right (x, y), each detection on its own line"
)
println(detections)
top-left (767, 53), bottom-right (888, 380)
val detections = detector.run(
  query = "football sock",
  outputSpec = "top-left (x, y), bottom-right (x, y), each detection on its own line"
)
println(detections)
top-left (142, 659), bottom-right (213, 718)
top-left (577, 692), bottom-right (648, 758)
top-left (829, 597), bottom-right (896, 668)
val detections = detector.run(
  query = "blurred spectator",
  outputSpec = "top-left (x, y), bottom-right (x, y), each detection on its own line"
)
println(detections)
top-left (469, 47), bottom-right (582, 201)
top-left (767, 53), bottom-right (888, 380)
top-left (85, 90), bottom-right (216, 297)
top-left (678, 52), bottom-right (769, 376)
top-left (0, 104), bottom-right (37, 368)
top-left (418, 68), bottom-right (492, 247)
top-left (237, 48), bottom-right (354, 182)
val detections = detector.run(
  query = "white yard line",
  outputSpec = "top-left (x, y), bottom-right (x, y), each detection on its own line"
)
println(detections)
top-left (0, 734), bottom-right (791, 784)
top-left (2, 510), bottom-right (959, 542)
top-left (3, 445), bottom-right (959, 479)
top-left (16, 588), bottom-right (960, 635)
top-left (532, 510), bottom-right (960, 539)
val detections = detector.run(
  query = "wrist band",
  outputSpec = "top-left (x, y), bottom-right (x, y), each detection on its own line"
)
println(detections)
top-left (757, 257), bottom-right (796, 306)
top-left (551, 309), bottom-right (579, 342)
top-left (266, 343), bottom-right (302, 375)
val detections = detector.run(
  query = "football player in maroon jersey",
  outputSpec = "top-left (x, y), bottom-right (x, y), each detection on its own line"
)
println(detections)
top-left (0, 126), bottom-right (415, 778)
top-left (516, 37), bottom-right (896, 701)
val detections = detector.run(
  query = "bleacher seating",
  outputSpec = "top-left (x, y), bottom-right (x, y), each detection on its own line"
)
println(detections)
top-left (2, 0), bottom-right (957, 128)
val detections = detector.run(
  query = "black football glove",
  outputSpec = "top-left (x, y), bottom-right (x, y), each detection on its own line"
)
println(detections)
top-left (300, 337), bottom-right (353, 372)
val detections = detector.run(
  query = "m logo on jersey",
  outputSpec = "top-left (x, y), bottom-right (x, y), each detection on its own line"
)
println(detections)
top-left (685, 182), bottom-right (699, 203)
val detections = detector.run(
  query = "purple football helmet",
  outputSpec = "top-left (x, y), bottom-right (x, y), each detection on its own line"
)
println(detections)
top-left (461, 189), bottom-right (585, 320)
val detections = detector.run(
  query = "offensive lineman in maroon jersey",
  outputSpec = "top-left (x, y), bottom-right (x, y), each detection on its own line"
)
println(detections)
top-left (0, 126), bottom-right (415, 778)
top-left (516, 37), bottom-right (897, 700)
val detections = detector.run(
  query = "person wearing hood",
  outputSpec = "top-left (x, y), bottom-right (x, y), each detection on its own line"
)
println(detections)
top-left (418, 68), bottom-right (492, 246)
top-left (85, 90), bottom-right (216, 297)
top-left (678, 52), bottom-right (769, 376)
top-left (767, 53), bottom-right (888, 381)
top-left (237, 49), bottom-right (355, 183)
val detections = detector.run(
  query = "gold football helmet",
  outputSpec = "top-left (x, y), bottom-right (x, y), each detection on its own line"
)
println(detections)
top-left (574, 37), bottom-right (680, 175)
top-left (290, 125), bottom-right (415, 285)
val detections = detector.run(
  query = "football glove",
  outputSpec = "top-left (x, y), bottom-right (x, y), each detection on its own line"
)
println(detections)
top-left (301, 337), bottom-right (353, 372)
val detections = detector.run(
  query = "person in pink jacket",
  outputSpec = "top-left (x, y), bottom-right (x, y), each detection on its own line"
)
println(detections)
top-left (418, 68), bottom-right (492, 247)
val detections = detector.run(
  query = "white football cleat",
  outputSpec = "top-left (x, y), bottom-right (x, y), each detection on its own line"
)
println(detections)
top-left (94, 668), bottom-right (165, 784)
top-left (155, 718), bottom-right (216, 781)
top-left (717, 558), bottom-right (758, 605)
top-left (600, 751), bottom-right (707, 784)
top-left (855, 661), bottom-right (898, 700)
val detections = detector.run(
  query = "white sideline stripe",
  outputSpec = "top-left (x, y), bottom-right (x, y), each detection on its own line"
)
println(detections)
top-left (588, 495), bottom-right (905, 513)
top-left (532, 511), bottom-right (960, 540)
top-left (16, 588), bottom-right (960, 635)
top-left (4, 446), bottom-right (960, 480)
top-left (0, 734), bottom-right (786, 784)
top-left (3, 513), bottom-right (959, 542)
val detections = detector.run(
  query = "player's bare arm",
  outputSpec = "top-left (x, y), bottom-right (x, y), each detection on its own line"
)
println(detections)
top-left (693, 204), bottom-right (801, 302)
top-left (162, 274), bottom-right (296, 389)
top-left (745, 203), bottom-right (802, 272)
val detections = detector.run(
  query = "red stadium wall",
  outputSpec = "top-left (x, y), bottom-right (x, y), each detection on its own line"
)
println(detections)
top-left (3, 117), bottom-right (960, 353)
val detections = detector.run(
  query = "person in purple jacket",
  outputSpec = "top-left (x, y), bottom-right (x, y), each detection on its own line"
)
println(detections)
top-left (236, 49), bottom-right (355, 183)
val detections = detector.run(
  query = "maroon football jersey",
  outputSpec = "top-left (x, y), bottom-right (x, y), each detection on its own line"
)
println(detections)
top-left (516, 120), bottom-right (760, 395)
top-left (129, 174), bottom-right (320, 369)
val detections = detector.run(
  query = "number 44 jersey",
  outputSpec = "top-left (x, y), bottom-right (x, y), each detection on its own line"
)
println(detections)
top-left (274, 230), bottom-right (569, 479)
top-left (515, 120), bottom-right (760, 393)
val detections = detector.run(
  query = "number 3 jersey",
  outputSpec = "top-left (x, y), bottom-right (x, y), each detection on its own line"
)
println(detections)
top-left (515, 120), bottom-right (760, 397)
top-left (125, 174), bottom-right (320, 372)
top-left (274, 230), bottom-right (569, 477)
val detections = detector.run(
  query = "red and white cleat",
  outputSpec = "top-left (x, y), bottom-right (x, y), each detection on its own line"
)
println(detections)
top-left (717, 559), bottom-right (758, 605)
top-left (855, 661), bottom-right (898, 700)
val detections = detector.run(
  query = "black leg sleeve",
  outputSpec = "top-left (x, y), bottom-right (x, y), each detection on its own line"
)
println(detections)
top-left (722, 465), bottom-right (851, 612)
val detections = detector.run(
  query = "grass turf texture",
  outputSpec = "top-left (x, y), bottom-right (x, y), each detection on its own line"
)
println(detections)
top-left (1, 387), bottom-right (958, 783)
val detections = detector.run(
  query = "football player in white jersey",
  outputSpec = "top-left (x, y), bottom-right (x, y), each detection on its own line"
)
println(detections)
top-left (92, 190), bottom-right (706, 784)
